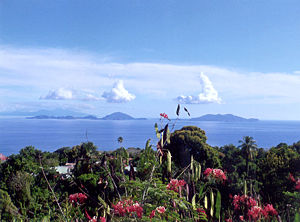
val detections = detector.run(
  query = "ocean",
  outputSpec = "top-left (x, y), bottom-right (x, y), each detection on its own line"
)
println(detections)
top-left (1, 118), bottom-right (300, 156)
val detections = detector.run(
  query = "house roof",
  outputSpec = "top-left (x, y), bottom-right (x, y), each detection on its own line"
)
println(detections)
top-left (0, 153), bottom-right (7, 161)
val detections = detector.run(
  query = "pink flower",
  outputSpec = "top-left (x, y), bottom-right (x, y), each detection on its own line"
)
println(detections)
top-left (100, 217), bottom-right (106, 222)
top-left (69, 193), bottom-right (87, 205)
top-left (289, 173), bottom-right (296, 182)
top-left (160, 113), bottom-right (169, 119)
top-left (178, 179), bottom-right (186, 187)
top-left (239, 215), bottom-right (244, 221)
top-left (149, 210), bottom-right (156, 218)
top-left (296, 178), bottom-right (300, 190)
top-left (204, 168), bottom-right (213, 176)
top-left (248, 206), bottom-right (262, 221)
top-left (166, 179), bottom-right (186, 193)
top-left (112, 200), bottom-right (143, 218)
top-left (225, 219), bottom-right (232, 222)
top-left (248, 197), bottom-right (257, 208)
top-left (156, 206), bottom-right (166, 214)
top-left (262, 204), bottom-right (278, 218)
top-left (204, 168), bottom-right (227, 183)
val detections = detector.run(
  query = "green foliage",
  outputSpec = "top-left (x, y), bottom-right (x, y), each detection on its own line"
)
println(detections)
top-left (167, 126), bottom-right (221, 168)
top-left (1, 120), bottom-right (300, 221)
top-left (137, 140), bottom-right (157, 181)
top-left (257, 145), bottom-right (300, 212)
top-left (0, 189), bottom-right (21, 220)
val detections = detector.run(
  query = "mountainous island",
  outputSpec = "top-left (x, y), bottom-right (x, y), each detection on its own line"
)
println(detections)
top-left (190, 114), bottom-right (259, 122)
top-left (27, 112), bottom-right (147, 120)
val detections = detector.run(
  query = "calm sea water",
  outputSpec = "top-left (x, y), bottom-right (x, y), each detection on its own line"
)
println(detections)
top-left (1, 118), bottom-right (300, 156)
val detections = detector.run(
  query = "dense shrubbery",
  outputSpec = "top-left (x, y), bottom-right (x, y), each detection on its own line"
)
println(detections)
top-left (0, 107), bottom-right (299, 221)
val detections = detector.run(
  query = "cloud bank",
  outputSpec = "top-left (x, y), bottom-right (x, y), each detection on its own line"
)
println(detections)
top-left (41, 88), bottom-right (73, 100)
top-left (176, 72), bottom-right (221, 104)
top-left (40, 88), bottom-right (102, 101)
top-left (102, 80), bottom-right (135, 103)
top-left (1, 45), bottom-right (300, 115)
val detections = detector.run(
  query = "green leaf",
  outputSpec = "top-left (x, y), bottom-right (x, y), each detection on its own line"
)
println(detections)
top-left (167, 151), bottom-right (172, 173)
top-left (210, 190), bottom-right (214, 217)
top-left (294, 212), bottom-right (300, 222)
top-left (198, 184), bottom-right (205, 199)
top-left (215, 190), bottom-right (221, 219)
top-left (204, 195), bottom-right (208, 209)
top-left (192, 194), bottom-right (196, 210)
top-left (244, 180), bottom-right (247, 195)
top-left (166, 128), bottom-right (171, 144)
top-left (154, 123), bottom-right (160, 139)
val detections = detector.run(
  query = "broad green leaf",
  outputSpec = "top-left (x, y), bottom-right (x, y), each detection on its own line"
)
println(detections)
top-left (167, 151), bottom-right (172, 173)
top-left (192, 194), bottom-right (196, 210)
top-left (294, 212), bottom-right (300, 222)
top-left (204, 195), bottom-right (208, 209)
top-left (198, 184), bottom-right (205, 199)
top-left (215, 190), bottom-right (221, 219)
top-left (210, 190), bottom-right (214, 217)
top-left (244, 180), bottom-right (247, 195)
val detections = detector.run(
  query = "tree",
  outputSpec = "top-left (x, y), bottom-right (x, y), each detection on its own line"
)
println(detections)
top-left (117, 136), bottom-right (124, 145)
top-left (238, 136), bottom-right (257, 179)
top-left (167, 126), bottom-right (221, 169)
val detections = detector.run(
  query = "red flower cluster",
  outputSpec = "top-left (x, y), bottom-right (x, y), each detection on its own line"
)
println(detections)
top-left (85, 210), bottom-right (106, 222)
top-left (112, 200), bottom-right (143, 218)
top-left (149, 210), bottom-right (156, 219)
top-left (149, 206), bottom-right (166, 219)
top-left (69, 193), bottom-right (87, 205)
top-left (197, 207), bottom-right (207, 218)
top-left (160, 113), bottom-right (169, 119)
top-left (166, 179), bottom-right (186, 192)
top-left (232, 195), bottom-right (278, 221)
top-left (248, 206), bottom-right (263, 221)
top-left (261, 204), bottom-right (278, 219)
top-left (204, 168), bottom-right (227, 183)
top-left (233, 195), bottom-right (257, 210)
top-left (296, 178), bottom-right (300, 190)
top-left (289, 173), bottom-right (296, 182)
top-left (156, 206), bottom-right (166, 214)
top-left (288, 173), bottom-right (300, 191)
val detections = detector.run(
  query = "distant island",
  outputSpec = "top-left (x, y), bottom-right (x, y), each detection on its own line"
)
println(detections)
top-left (190, 114), bottom-right (259, 122)
top-left (27, 112), bottom-right (147, 120)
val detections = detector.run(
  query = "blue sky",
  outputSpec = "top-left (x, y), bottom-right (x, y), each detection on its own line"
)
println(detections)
top-left (1, 0), bottom-right (300, 119)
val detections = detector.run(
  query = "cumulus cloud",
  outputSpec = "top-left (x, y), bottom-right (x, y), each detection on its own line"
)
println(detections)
top-left (41, 88), bottom-right (73, 100)
top-left (40, 88), bottom-right (102, 101)
top-left (176, 72), bottom-right (222, 104)
top-left (102, 80), bottom-right (135, 103)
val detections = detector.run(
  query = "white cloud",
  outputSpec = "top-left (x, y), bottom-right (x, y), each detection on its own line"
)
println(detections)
top-left (1, 45), bottom-right (300, 110)
top-left (176, 72), bottom-right (222, 104)
top-left (40, 88), bottom-right (102, 101)
top-left (102, 80), bottom-right (135, 103)
top-left (41, 88), bottom-right (73, 100)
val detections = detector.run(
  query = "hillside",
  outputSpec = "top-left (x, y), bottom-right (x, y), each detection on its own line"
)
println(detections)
top-left (191, 114), bottom-right (259, 122)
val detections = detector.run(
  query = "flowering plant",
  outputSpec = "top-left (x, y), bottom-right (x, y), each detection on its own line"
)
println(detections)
top-left (69, 193), bottom-right (87, 205)
top-left (166, 179), bottom-right (186, 193)
top-left (204, 168), bottom-right (227, 183)
top-left (231, 194), bottom-right (278, 221)
top-left (112, 199), bottom-right (143, 218)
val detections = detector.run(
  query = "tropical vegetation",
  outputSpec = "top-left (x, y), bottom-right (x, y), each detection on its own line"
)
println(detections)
top-left (0, 105), bottom-right (299, 221)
